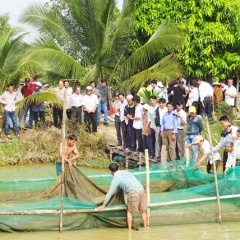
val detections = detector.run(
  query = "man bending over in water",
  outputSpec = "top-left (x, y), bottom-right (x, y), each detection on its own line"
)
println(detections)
top-left (56, 134), bottom-right (80, 176)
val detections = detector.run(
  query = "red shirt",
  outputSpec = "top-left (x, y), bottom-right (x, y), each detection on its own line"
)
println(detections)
top-left (21, 85), bottom-right (33, 98)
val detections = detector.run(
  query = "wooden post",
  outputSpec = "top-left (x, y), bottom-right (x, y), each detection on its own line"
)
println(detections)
top-left (185, 147), bottom-right (190, 166)
top-left (60, 89), bottom-right (67, 232)
top-left (205, 116), bottom-right (222, 224)
top-left (161, 145), bottom-right (167, 168)
top-left (139, 152), bottom-right (142, 170)
top-left (145, 149), bottom-right (150, 226)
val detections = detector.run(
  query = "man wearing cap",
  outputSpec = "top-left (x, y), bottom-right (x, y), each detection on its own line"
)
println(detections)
top-left (160, 102), bottom-right (178, 161)
top-left (21, 78), bottom-right (34, 128)
top-left (196, 77), bottom-right (213, 120)
top-left (185, 106), bottom-right (203, 165)
top-left (212, 82), bottom-right (223, 105)
top-left (82, 86), bottom-right (99, 133)
top-left (32, 81), bottom-right (45, 127)
top-left (70, 86), bottom-right (83, 131)
top-left (96, 79), bottom-right (109, 125)
top-left (188, 135), bottom-right (213, 170)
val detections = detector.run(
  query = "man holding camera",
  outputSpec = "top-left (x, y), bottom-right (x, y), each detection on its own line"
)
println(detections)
top-left (214, 116), bottom-right (238, 172)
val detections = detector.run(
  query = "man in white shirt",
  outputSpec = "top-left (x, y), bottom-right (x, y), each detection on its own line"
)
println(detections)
top-left (70, 86), bottom-right (83, 131)
top-left (196, 77), bottom-right (213, 120)
top-left (63, 79), bottom-right (73, 119)
top-left (224, 78), bottom-right (237, 107)
top-left (154, 98), bottom-right (167, 160)
top-left (189, 80), bottom-right (199, 108)
top-left (214, 115), bottom-right (238, 172)
top-left (117, 93), bottom-right (128, 149)
top-left (82, 86), bottom-right (99, 133)
top-left (53, 80), bottom-right (64, 128)
top-left (0, 83), bottom-right (19, 139)
top-left (173, 101), bottom-right (187, 159)
top-left (130, 96), bottom-right (144, 153)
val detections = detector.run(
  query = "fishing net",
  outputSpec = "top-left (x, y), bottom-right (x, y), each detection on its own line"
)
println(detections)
top-left (0, 161), bottom-right (240, 232)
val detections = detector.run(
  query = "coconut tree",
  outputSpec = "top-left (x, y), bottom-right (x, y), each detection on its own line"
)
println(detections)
top-left (20, 0), bottom-right (184, 90)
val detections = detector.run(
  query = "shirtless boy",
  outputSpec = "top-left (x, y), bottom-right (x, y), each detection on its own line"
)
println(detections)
top-left (56, 134), bottom-right (80, 176)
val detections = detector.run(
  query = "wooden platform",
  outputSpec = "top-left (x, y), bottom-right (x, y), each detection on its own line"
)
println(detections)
top-left (106, 145), bottom-right (159, 168)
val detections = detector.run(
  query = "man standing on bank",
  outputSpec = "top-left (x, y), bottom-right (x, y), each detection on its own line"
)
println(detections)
top-left (98, 163), bottom-right (147, 230)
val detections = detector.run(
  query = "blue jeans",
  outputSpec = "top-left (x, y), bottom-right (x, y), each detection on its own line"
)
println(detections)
top-left (23, 104), bottom-right (33, 126)
top-left (185, 134), bottom-right (198, 165)
top-left (4, 110), bottom-right (18, 135)
top-left (97, 102), bottom-right (108, 123)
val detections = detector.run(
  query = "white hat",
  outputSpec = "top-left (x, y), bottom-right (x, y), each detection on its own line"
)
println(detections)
top-left (34, 81), bottom-right (42, 87)
top-left (143, 104), bottom-right (149, 111)
top-left (86, 86), bottom-right (93, 90)
top-left (192, 135), bottom-right (204, 145)
top-left (157, 81), bottom-right (164, 88)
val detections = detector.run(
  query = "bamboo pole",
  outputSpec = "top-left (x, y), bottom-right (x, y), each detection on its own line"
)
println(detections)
top-left (145, 149), bottom-right (150, 226)
top-left (161, 145), bottom-right (167, 168)
top-left (185, 147), bottom-right (190, 166)
top-left (60, 89), bottom-right (67, 232)
top-left (205, 116), bottom-right (222, 224)
top-left (1, 194), bottom-right (240, 215)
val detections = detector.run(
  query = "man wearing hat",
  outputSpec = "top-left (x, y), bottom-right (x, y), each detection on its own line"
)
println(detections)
top-left (21, 78), bottom-right (34, 128)
top-left (212, 82), bottom-right (223, 105)
top-left (82, 86), bottom-right (99, 133)
top-left (32, 81), bottom-right (45, 127)
top-left (185, 106), bottom-right (203, 165)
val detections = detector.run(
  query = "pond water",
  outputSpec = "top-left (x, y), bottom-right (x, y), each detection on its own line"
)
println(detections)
top-left (0, 164), bottom-right (240, 239)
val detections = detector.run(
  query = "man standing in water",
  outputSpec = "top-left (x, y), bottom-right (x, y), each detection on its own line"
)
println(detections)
top-left (56, 134), bottom-right (80, 176)
top-left (98, 163), bottom-right (147, 229)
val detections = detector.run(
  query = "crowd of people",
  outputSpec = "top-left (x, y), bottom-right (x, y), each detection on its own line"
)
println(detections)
top-left (0, 76), bottom-right (239, 173)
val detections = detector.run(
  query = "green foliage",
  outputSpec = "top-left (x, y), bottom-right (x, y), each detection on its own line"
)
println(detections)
top-left (132, 0), bottom-right (240, 80)
top-left (20, 0), bottom-right (184, 91)
top-left (215, 101), bottom-right (235, 122)
top-left (138, 88), bottom-right (161, 104)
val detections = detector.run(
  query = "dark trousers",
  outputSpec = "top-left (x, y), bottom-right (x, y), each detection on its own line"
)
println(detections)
top-left (114, 115), bottom-right (122, 144)
top-left (126, 124), bottom-right (136, 151)
top-left (33, 111), bottom-right (45, 126)
top-left (207, 160), bottom-right (220, 174)
top-left (150, 128), bottom-right (156, 157)
top-left (71, 107), bottom-right (82, 131)
top-left (84, 111), bottom-right (97, 133)
top-left (143, 135), bottom-right (153, 156)
top-left (134, 128), bottom-right (144, 152)
top-left (53, 107), bottom-right (63, 128)
top-left (120, 121), bottom-right (128, 148)
top-left (223, 150), bottom-right (228, 172)
top-left (202, 97), bottom-right (212, 119)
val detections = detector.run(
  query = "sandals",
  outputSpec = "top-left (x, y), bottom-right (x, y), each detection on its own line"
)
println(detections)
top-left (6, 135), bottom-right (12, 140)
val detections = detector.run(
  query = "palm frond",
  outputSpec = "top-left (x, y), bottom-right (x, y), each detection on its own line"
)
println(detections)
top-left (17, 90), bottom-right (62, 110)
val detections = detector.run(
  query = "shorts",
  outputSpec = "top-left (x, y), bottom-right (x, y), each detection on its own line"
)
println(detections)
top-left (56, 162), bottom-right (62, 176)
top-left (127, 190), bottom-right (147, 213)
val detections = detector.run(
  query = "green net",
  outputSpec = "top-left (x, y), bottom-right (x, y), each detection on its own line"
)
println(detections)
top-left (0, 161), bottom-right (240, 232)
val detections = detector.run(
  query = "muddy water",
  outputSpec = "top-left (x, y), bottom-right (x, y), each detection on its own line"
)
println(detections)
top-left (0, 223), bottom-right (240, 239)
top-left (0, 165), bottom-right (240, 239)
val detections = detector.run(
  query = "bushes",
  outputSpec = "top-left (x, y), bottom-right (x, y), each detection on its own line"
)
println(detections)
top-left (215, 102), bottom-right (234, 122)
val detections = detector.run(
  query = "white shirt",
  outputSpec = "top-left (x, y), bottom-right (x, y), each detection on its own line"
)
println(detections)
top-left (82, 94), bottom-right (99, 112)
top-left (199, 82), bottom-right (213, 101)
top-left (173, 109), bottom-right (187, 130)
top-left (159, 106), bottom-right (168, 126)
top-left (200, 140), bottom-right (212, 163)
top-left (190, 87), bottom-right (199, 102)
top-left (69, 93), bottom-right (83, 107)
top-left (133, 104), bottom-right (143, 129)
top-left (226, 140), bottom-right (240, 168)
top-left (54, 87), bottom-right (65, 101)
top-left (214, 126), bottom-right (238, 151)
top-left (117, 99), bottom-right (128, 122)
top-left (0, 91), bottom-right (18, 111)
top-left (65, 87), bottom-right (73, 109)
top-left (148, 105), bottom-right (158, 129)
top-left (225, 85), bottom-right (236, 106)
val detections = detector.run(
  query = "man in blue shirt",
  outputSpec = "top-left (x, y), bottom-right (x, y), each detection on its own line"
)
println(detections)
top-left (98, 163), bottom-right (147, 229)
top-left (160, 102), bottom-right (178, 160)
